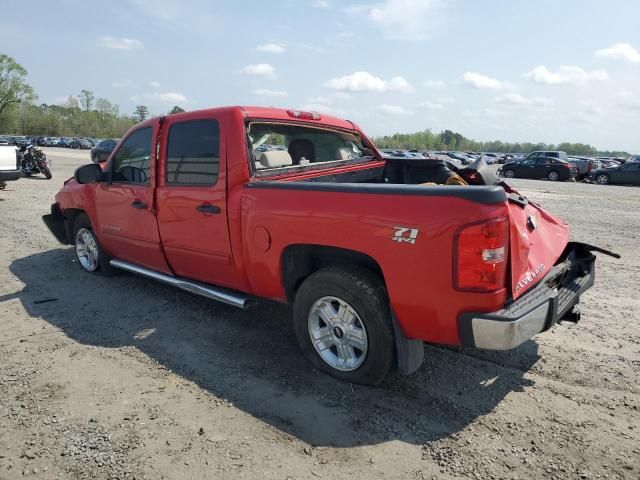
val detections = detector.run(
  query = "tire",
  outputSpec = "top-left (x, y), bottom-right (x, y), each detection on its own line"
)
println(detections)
top-left (92, 153), bottom-right (99, 163)
top-left (72, 214), bottom-right (117, 276)
top-left (503, 169), bottom-right (515, 178)
top-left (293, 266), bottom-right (395, 385)
top-left (595, 173), bottom-right (610, 185)
top-left (547, 170), bottom-right (560, 181)
top-left (42, 165), bottom-right (52, 179)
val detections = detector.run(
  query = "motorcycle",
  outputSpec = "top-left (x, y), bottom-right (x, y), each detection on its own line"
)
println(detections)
top-left (20, 145), bottom-right (52, 179)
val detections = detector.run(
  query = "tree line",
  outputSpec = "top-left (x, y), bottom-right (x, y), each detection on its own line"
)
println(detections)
top-left (0, 54), bottom-right (185, 138)
top-left (373, 129), bottom-right (629, 157)
top-left (0, 53), bottom-right (630, 155)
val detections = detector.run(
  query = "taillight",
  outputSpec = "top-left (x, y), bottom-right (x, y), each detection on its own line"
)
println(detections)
top-left (454, 217), bottom-right (509, 292)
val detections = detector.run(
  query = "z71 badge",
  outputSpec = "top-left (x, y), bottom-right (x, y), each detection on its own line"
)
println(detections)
top-left (392, 227), bottom-right (419, 245)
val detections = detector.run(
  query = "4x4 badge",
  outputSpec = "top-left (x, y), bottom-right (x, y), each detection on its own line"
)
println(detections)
top-left (393, 227), bottom-right (419, 245)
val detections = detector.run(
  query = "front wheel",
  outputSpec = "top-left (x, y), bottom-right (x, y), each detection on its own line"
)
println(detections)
top-left (73, 214), bottom-right (117, 275)
top-left (42, 165), bottom-right (52, 179)
top-left (293, 266), bottom-right (395, 385)
top-left (547, 170), bottom-right (560, 181)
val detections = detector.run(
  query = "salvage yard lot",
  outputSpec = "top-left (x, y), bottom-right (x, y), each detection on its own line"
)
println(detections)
top-left (0, 148), bottom-right (638, 479)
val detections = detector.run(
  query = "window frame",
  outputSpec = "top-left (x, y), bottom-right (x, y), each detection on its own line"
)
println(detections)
top-left (246, 120), bottom-right (372, 178)
top-left (107, 126), bottom-right (153, 186)
top-left (164, 118), bottom-right (221, 187)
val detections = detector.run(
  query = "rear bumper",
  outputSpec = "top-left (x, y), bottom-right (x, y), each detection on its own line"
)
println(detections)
top-left (458, 243), bottom-right (596, 350)
top-left (42, 203), bottom-right (68, 244)
top-left (0, 169), bottom-right (22, 182)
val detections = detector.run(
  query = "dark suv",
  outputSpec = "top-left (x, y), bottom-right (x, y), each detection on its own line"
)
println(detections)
top-left (501, 151), bottom-right (577, 181)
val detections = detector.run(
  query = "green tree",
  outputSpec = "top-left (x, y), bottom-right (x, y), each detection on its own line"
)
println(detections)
top-left (133, 105), bottom-right (149, 122)
top-left (169, 105), bottom-right (185, 114)
top-left (79, 89), bottom-right (95, 111)
top-left (0, 54), bottom-right (35, 116)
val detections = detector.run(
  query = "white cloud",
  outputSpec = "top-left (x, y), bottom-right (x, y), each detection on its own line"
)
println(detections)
top-left (461, 72), bottom-right (505, 90)
top-left (376, 104), bottom-right (411, 115)
top-left (311, 0), bottom-right (330, 8)
top-left (240, 63), bottom-right (277, 79)
top-left (149, 81), bottom-right (160, 88)
top-left (417, 101), bottom-right (444, 110)
top-left (350, 0), bottom-right (446, 41)
top-left (463, 108), bottom-right (508, 119)
top-left (299, 103), bottom-right (334, 114)
top-left (257, 43), bottom-right (285, 54)
top-left (252, 89), bottom-right (288, 98)
top-left (524, 65), bottom-right (609, 86)
top-left (307, 96), bottom-right (332, 104)
top-left (131, 92), bottom-right (187, 103)
top-left (495, 93), bottom-right (553, 107)
top-left (595, 43), bottom-right (640, 63)
top-left (324, 71), bottom-right (413, 93)
top-left (112, 80), bottom-right (136, 88)
top-left (423, 80), bottom-right (445, 88)
top-left (98, 36), bottom-right (144, 50)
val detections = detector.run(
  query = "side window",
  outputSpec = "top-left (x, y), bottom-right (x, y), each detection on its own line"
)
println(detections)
top-left (111, 128), bottom-right (152, 184)
top-left (522, 158), bottom-right (535, 165)
top-left (166, 119), bottom-right (219, 186)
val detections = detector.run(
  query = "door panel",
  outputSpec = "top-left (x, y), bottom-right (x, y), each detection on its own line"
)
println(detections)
top-left (94, 123), bottom-right (170, 273)
top-left (156, 115), bottom-right (240, 289)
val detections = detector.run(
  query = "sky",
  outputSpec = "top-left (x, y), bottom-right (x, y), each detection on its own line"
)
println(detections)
top-left (2, 0), bottom-right (640, 151)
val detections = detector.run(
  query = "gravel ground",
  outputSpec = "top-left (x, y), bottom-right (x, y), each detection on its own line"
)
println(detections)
top-left (0, 148), bottom-right (638, 480)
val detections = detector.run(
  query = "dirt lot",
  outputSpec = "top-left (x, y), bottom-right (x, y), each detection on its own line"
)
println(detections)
top-left (0, 148), bottom-right (638, 480)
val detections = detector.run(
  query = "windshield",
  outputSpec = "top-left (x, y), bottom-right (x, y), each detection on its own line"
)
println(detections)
top-left (247, 122), bottom-right (369, 174)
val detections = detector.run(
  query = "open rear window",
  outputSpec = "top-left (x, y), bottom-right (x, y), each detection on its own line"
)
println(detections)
top-left (247, 122), bottom-right (371, 176)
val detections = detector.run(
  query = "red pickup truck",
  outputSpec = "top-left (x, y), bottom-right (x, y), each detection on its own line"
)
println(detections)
top-left (43, 106), bottom-right (608, 385)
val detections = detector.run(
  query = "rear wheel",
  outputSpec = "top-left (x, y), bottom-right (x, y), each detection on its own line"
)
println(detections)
top-left (73, 214), bottom-right (117, 275)
top-left (547, 170), bottom-right (560, 181)
top-left (293, 266), bottom-right (395, 385)
top-left (503, 169), bottom-right (515, 178)
top-left (595, 173), bottom-right (610, 185)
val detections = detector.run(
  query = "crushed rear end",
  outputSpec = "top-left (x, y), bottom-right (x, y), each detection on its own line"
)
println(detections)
top-left (458, 185), bottom-right (616, 350)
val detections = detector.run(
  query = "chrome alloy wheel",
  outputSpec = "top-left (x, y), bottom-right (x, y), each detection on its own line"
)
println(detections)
top-left (75, 228), bottom-right (99, 272)
top-left (308, 296), bottom-right (368, 371)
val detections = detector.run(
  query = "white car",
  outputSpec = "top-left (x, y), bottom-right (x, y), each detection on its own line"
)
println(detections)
top-left (0, 145), bottom-right (22, 189)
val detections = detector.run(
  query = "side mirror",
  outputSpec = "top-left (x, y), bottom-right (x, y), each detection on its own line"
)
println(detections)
top-left (74, 164), bottom-right (102, 184)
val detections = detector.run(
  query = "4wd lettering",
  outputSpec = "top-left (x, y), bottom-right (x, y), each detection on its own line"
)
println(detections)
top-left (515, 264), bottom-right (546, 292)
top-left (393, 227), bottom-right (419, 245)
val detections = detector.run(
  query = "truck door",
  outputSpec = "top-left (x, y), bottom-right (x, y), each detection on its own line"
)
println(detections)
top-left (155, 115), bottom-right (236, 288)
top-left (94, 123), bottom-right (171, 273)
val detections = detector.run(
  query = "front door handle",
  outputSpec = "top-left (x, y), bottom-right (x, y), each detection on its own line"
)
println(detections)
top-left (196, 203), bottom-right (221, 214)
top-left (131, 200), bottom-right (147, 209)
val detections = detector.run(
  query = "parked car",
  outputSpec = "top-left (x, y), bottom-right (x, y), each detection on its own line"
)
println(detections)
top-left (501, 151), bottom-right (577, 181)
top-left (90, 139), bottom-right (119, 163)
top-left (566, 157), bottom-right (598, 181)
top-left (11, 136), bottom-right (29, 147)
top-left (589, 161), bottom-right (640, 185)
top-left (43, 105), bottom-right (607, 385)
top-left (70, 138), bottom-right (93, 149)
top-left (0, 145), bottom-right (22, 190)
top-left (0, 136), bottom-right (10, 146)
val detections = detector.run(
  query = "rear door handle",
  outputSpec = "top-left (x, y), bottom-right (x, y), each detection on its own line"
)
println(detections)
top-left (131, 200), bottom-right (147, 209)
top-left (196, 203), bottom-right (221, 214)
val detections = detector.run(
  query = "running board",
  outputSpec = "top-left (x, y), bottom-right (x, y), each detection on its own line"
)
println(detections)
top-left (110, 260), bottom-right (251, 309)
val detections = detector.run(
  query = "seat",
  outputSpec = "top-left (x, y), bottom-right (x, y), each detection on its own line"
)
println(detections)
top-left (259, 150), bottom-right (293, 168)
top-left (288, 139), bottom-right (315, 164)
top-left (335, 147), bottom-right (353, 160)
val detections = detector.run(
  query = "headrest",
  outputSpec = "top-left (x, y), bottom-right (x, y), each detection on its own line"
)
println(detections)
top-left (259, 150), bottom-right (293, 168)
top-left (335, 147), bottom-right (353, 160)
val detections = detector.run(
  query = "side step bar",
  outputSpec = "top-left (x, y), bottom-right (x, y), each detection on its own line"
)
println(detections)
top-left (110, 260), bottom-right (252, 309)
